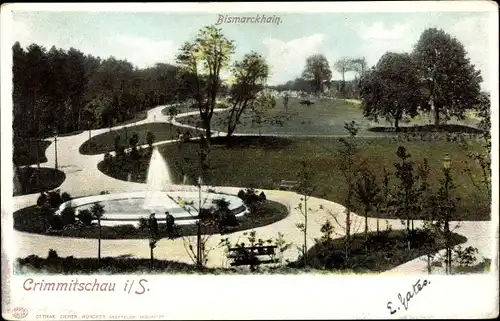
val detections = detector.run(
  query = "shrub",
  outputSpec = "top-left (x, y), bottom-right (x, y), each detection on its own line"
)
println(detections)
top-left (47, 249), bottom-right (59, 260)
top-left (48, 215), bottom-right (64, 230)
top-left (237, 188), bottom-right (261, 206)
top-left (112, 225), bottom-right (138, 238)
top-left (61, 192), bottom-right (72, 203)
top-left (146, 131), bottom-right (155, 148)
top-left (77, 209), bottom-right (93, 226)
top-left (138, 217), bottom-right (149, 230)
top-left (38, 204), bottom-right (54, 217)
top-left (37, 192), bottom-right (47, 207)
top-left (100, 190), bottom-right (110, 195)
top-left (259, 191), bottom-right (267, 202)
top-left (46, 191), bottom-right (63, 209)
top-left (60, 205), bottom-right (76, 225)
top-left (300, 100), bottom-right (314, 106)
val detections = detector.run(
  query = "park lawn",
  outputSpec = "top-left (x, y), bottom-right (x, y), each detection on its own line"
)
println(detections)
top-left (79, 123), bottom-right (196, 155)
top-left (176, 97), bottom-right (480, 136)
top-left (152, 136), bottom-right (489, 221)
top-left (290, 229), bottom-right (467, 273)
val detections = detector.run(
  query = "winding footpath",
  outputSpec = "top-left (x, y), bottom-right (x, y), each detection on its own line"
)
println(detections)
top-left (10, 104), bottom-right (495, 274)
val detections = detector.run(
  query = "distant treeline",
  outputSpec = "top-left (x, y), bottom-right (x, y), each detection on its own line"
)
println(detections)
top-left (12, 42), bottom-right (198, 141)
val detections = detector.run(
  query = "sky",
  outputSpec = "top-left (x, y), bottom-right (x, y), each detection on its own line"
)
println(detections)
top-left (11, 9), bottom-right (494, 91)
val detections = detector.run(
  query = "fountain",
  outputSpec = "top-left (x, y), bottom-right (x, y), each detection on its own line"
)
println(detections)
top-left (57, 147), bottom-right (249, 226)
top-left (143, 148), bottom-right (174, 210)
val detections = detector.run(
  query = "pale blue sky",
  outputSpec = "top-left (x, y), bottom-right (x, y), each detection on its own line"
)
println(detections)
top-left (12, 10), bottom-right (493, 90)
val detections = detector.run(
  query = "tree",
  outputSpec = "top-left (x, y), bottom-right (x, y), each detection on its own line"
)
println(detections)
top-left (412, 28), bottom-right (482, 127)
top-left (391, 146), bottom-right (421, 249)
top-left (349, 57), bottom-right (367, 98)
top-left (295, 161), bottom-right (315, 266)
top-left (360, 52), bottom-right (421, 131)
top-left (90, 202), bottom-right (105, 267)
top-left (302, 54), bottom-right (332, 95)
top-left (226, 52), bottom-right (269, 137)
top-left (175, 25), bottom-right (235, 142)
top-left (250, 92), bottom-right (276, 140)
top-left (333, 57), bottom-right (352, 99)
top-left (354, 169), bottom-right (381, 247)
top-left (330, 121), bottom-right (361, 260)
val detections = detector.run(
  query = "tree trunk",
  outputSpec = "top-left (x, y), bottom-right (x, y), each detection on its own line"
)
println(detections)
top-left (394, 117), bottom-right (400, 132)
top-left (433, 104), bottom-right (440, 128)
top-left (150, 247), bottom-right (154, 270)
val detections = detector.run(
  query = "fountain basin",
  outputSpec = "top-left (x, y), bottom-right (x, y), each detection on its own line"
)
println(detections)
top-left (57, 190), bottom-right (249, 226)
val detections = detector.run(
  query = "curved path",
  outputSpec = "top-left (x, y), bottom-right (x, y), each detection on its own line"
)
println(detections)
top-left (10, 104), bottom-right (494, 274)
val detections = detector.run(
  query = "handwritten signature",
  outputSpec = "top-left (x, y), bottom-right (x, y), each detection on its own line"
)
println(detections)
top-left (387, 279), bottom-right (431, 314)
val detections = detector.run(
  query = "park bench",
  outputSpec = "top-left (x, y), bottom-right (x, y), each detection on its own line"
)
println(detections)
top-left (228, 245), bottom-right (278, 271)
top-left (278, 180), bottom-right (298, 190)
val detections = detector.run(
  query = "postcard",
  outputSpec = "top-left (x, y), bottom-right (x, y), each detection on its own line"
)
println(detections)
top-left (1, 2), bottom-right (498, 320)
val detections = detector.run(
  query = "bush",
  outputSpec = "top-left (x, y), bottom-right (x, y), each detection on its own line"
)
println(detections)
top-left (259, 191), bottom-right (267, 202)
top-left (138, 217), bottom-right (149, 230)
top-left (100, 190), bottom-right (110, 195)
top-left (46, 191), bottom-right (63, 209)
top-left (61, 192), bottom-right (72, 203)
top-left (60, 206), bottom-right (76, 225)
top-left (300, 100), bottom-right (314, 106)
top-left (237, 188), bottom-right (261, 206)
top-left (37, 192), bottom-right (47, 207)
top-left (47, 249), bottom-right (59, 260)
top-left (48, 215), bottom-right (64, 230)
top-left (146, 131), bottom-right (155, 147)
top-left (77, 209), bottom-right (93, 226)
top-left (112, 225), bottom-right (138, 238)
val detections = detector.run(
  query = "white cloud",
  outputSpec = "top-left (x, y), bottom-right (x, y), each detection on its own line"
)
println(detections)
top-left (112, 36), bottom-right (176, 68)
top-left (357, 21), bottom-right (411, 40)
top-left (355, 21), bottom-right (417, 68)
top-left (263, 34), bottom-right (335, 85)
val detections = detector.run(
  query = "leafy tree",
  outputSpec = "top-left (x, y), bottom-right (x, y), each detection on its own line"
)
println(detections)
top-left (332, 121), bottom-right (360, 259)
top-left (354, 169), bottom-right (381, 247)
top-left (90, 202), bottom-right (105, 267)
top-left (226, 52), bottom-right (269, 137)
top-left (175, 25), bottom-right (235, 142)
top-left (301, 54), bottom-right (332, 95)
top-left (333, 57), bottom-right (353, 99)
top-left (391, 146), bottom-right (421, 249)
top-left (250, 92), bottom-right (276, 140)
top-left (360, 53), bottom-right (421, 131)
top-left (412, 28), bottom-right (482, 127)
top-left (349, 57), bottom-right (367, 98)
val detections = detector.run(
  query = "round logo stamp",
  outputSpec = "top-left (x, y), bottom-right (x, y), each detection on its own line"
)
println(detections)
top-left (12, 307), bottom-right (28, 319)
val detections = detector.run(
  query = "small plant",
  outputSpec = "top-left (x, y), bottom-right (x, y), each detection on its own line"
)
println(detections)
top-left (146, 131), bottom-right (155, 149)
top-left (453, 245), bottom-right (479, 267)
top-left (60, 205), bottom-right (76, 226)
top-left (77, 209), bottom-right (93, 226)
top-left (61, 192), bottom-right (72, 203)
top-left (48, 215), bottom-right (64, 230)
top-left (37, 192), bottom-right (47, 207)
top-left (320, 220), bottom-right (334, 243)
top-left (47, 249), bottom-right (59, 260)
top-left (138, 217), bottom-right (149, 230)
top-left (46, 190), bottom-right (63, 209)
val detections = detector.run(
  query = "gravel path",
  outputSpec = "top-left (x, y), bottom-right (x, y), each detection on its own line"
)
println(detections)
top-left (10, 104), bottom-right (495, 273)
